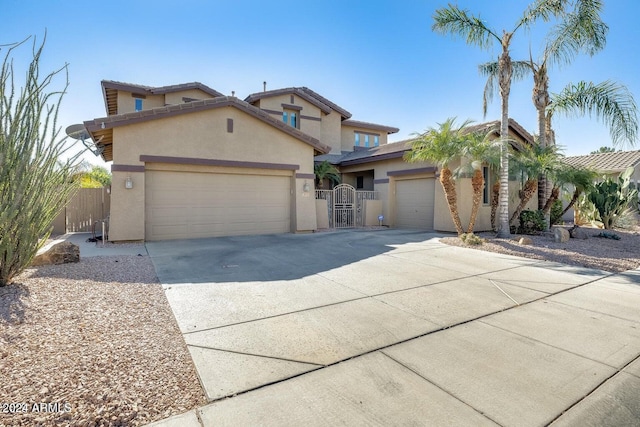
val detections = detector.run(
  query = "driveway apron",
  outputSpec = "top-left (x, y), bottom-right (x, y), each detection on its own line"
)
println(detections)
top-left (146, 229), bottom-right (640, 427)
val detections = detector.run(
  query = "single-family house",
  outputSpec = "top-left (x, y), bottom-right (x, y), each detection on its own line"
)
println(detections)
top-left (83, 80), bottom-right (535, 241)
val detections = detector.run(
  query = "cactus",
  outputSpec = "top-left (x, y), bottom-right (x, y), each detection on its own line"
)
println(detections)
top-left (587, 168), bottom-right (638, 229)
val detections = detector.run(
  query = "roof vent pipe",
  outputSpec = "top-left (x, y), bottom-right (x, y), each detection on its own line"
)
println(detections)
top-left (263, 81), bottom-right (266, 92)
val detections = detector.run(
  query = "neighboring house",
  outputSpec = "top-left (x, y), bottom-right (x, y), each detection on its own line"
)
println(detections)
top-left (83, 80), bottom-right (535, 241)
top-left (561, 150), bottom-right (640, 222)
top-left (563, 150), bottom-right (640, 183)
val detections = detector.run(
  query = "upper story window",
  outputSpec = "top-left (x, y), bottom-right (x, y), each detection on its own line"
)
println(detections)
top-left (355, 133), bottom-right (360, 146)
top-left (282, 110), bottom-right (298, 129)
top-left (364, 135), bottom-right (370, 147)
top-left (135, 98), bottom-right (143, 112)
top-left (374, 135), bottom-right (379, 147)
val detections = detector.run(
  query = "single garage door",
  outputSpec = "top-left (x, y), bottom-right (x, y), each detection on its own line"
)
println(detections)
top-left (145, 170), bottom-right (291, 240)
top-left (395, 178), bottom-right (435, 230)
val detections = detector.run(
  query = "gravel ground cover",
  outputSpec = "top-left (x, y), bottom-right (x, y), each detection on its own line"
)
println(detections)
top-left (0, 255), bottom-right (206, 426)
top-left (441, 225), bottom-right (640, 273)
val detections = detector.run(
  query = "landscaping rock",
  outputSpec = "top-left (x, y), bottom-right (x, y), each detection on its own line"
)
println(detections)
top-left (32, 242), bottom-right (80, 266)
top-left (569, 225), bottom-right (589, 240)
top-left (518, 237), bottom-right (533, 245)
top-left (554, 227), bottom-right (570, 243)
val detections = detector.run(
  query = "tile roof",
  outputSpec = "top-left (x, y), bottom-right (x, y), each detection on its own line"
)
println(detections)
top-left (84, 96), bottom-right (330, 162)
top-left (341, 119), bottom-right (399, 134)
top-left (324, 119), bottom-right (534, 167)
top-left (244, 87), bottom-right (352, 119)
top-left (563, 150), bottom-right (640, 173)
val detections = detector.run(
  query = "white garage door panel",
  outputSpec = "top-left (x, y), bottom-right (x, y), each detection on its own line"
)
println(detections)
top-left (396, 178), bottom-right (435, 230)
top-left (146, 170), bottom-right (290, 240)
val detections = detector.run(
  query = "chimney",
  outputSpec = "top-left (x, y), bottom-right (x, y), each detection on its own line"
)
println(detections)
top-left (263, 81), bottom-right (267, 92)
top-left (231, 91), bottom-right (235, 97)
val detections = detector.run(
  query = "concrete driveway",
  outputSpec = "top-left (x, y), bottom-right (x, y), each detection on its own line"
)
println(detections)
top-left (146, 229), bottom-right (640, 426)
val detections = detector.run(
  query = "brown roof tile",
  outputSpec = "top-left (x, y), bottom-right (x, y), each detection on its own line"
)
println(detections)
top-left (341, 119), bottom-right (399, 134)
top-left (244, 87), bottom-right (352, 119)
top-left (563, 150), bottom-right (640, 173)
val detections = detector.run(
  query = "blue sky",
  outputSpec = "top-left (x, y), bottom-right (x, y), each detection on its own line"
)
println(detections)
top-left (3, 0), bottom-right (639, 165)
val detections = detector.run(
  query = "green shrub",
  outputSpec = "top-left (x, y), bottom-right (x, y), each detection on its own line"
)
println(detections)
top-left (460, 233), bottom-right (484, 246)
top-left (517, 210), bottom-right (545, 235)
top-left (550, 199), bottom-right (563, 225)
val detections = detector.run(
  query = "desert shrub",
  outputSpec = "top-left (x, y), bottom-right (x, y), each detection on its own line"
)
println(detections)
top-left (588, 168), bottom-right (639, 229)
top-left (460, 233), bottom-right (484, 245)
top-left (517, 210), bottom-right (545, 235)
top-left (0, 36), bottom-right (82, 286)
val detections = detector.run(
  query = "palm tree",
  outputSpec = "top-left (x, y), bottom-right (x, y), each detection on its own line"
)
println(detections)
top-left (405, 117), bottom-right (469, 235)
top-left (509, 143), bottom-right (561, 225)
top-left (458, 129), bottom-right (499, 234)
top-left (433, 1), bottom-right (566, 238)
top-left (314, 161), bottom-right (341, 189)
top-left (480, 1), bottom-right (637, 213)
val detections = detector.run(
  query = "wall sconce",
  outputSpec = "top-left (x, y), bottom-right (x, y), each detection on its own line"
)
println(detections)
top-left (125, 176), bottom-right (133, 189)
top-left (302, 181), bottom-right (310, 193)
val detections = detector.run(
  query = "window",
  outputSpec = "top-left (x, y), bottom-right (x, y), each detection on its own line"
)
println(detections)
top-left (482, 167), bottom-right (490, 204)
top-left (374, 135), bottom-right (379, 147)
top-left (134, 98), bottom-right (143, 112)
top-left (282, 110), bottom-right (299, 129)
top-left (364, 135), bottom-right (370, 147)
top-left (356, 176), bottom-right (364, 189)
top-left (355, 133), bottom-right (360, 146)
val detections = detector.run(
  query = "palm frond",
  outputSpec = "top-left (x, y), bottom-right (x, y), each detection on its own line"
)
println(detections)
top-left (479, 61), bottom-right (531, 117)
top-left (516, 0), bottom-right (568, 31)
top-left (549, 80), bottom-right (639, 147)
top-left (432, 6), bottom-right (499, 50)
top-left (545, 0), bottom-right (608, 68)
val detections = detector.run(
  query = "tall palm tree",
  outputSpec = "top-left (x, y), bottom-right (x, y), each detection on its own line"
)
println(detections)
top-left (405, 117), bottom-right (469, 235)
top-left (480, 1), bottom-right (637, 213)
top-left (509, 143), bottom-right (561, 225)
top-left (433, 1), bottom-right (566, 238)
top-left (458, 130), bottom-right (499, 234)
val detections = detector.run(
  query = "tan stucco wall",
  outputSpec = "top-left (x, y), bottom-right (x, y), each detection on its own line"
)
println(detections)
top-left (164, 88), bottom-right (217, 104)
top-left (321, 112), bottom-right (342, 154)
top-left (116, 90), bottom-right (164, 114)
top-left (109, 106), bottom-right (318, 241)
top-left (252, 94), bottom-right (324, 142)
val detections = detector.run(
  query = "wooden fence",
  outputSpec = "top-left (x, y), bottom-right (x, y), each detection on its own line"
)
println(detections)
top-left (52, 188), bottom-right (111, 235)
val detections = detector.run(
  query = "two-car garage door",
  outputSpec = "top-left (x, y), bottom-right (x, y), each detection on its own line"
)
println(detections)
top-left (395, 178), bottom-right (435, 230)
top-left (145, 169), bottom-right (291, 240)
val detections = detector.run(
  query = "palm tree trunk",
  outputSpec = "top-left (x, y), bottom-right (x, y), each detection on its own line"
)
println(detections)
top-left (542, 186), bottom-right (560, 216)
top-left (496, 32), bottom-right (513, 238)
top-left (510, 178), bottom-right (538, 224)
top-left (491, 180), bottom-right (500, 231)
top-left (467, 169), bottom-right (484, 234)
top-left (558, 189), bottom-right (582, 220)
top-left (440, 167), bottom-right (464, 235)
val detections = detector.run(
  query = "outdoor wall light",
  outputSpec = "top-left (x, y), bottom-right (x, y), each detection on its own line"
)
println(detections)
top-left (303, 181), bottom-right (310, 192)
top-left (125, 176), bottom-right (133, 189)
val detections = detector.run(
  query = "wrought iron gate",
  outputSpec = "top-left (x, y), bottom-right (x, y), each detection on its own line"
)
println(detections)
top-left (333, 184), bottom-right (355, 228)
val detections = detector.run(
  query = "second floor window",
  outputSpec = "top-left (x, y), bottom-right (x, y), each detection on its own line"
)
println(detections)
top-left (135, 98), bottom-right (143, 112)
top-left (355, 133), bottom-right (360, 146)
top-left (283, 110), bottom-right (298, 129)
top-left (364, 135), bottom-right (370, 147)
top-left (374, 135), bottom-right (379, 147)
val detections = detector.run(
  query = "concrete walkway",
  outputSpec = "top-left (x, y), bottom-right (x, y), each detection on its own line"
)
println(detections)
top-left (145, 230), bottom-right (640, 426)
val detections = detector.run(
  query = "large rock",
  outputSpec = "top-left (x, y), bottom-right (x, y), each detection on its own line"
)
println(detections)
top-left (518, 237), bottom-right (533, 245)
top-left (32, 242), bottom-right (80, 266)
top-left (554, 227), bottom-right (570, 243)
top-left (569, 225), bottom-right (589, 240)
